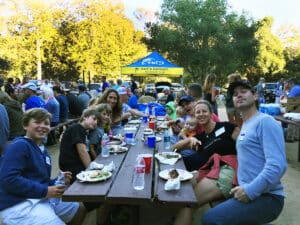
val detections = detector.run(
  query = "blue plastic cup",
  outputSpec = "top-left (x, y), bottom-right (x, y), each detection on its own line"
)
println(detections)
top-left (143, 115), bottom-right (148, 123)
top-left (147, 135), bottom-right (156, 148)
top-left (125, 132), bottom-right (134, 145)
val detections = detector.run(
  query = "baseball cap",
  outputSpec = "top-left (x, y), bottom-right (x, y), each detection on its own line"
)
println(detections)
top-left (178, 95), bottom-right (194, 106)
top-left (117, 87), bottom-right (127, 95)
top-left (21, 82), bottom-right (37, 92)
top-left (228, 80), bottom-right (254, 96)
top-left (163, 86), bottom-right (170, 91)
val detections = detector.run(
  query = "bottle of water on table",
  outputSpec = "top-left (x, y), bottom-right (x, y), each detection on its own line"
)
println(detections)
top-left (132, 156), bottom-right (145, 190)
top-left (164, 128), bottom-right (171, 150)
top-left (101, 133), bottom-right (110, 158)
top-left (50, 171), bottom-right (65, 205)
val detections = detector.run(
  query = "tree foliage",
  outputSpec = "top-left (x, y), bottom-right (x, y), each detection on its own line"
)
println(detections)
top-left (254, 17), bottom-right (285, 77)
top-left (144, 0), bottom-right (257, 84)
top-left (0, 0), bottom-right (147, 81)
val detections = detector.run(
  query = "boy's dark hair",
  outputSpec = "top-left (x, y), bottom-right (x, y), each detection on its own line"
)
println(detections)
top-left (22, 108), bottom-right (52, 127)
top-left (80, 108), bottom-right (101, 122)
top-left (188, 83), bottom-right (202, 98)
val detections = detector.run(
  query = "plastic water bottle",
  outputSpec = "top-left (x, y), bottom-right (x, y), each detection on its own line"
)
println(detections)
top-left (132, 156), bottom-right (145, 190)
top-left (50, 171), bottom-right (65, 205)
top-left (101, 133), bottom-right (110, 158)
top-left (164, 128), bottom-right (171, 150)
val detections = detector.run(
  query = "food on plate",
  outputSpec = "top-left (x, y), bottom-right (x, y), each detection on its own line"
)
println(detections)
top-left (89, 170), bottom-right (109, 179)
top-left (159, 152), bottom-right (180, 159)
top-left (108, 145), bottom-right (127, 153)
top-left (169, 169), bottom-right (179, 179)
top-left (113, 134), bottom-right (123, 140)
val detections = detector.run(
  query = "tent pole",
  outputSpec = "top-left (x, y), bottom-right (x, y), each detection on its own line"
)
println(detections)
top-left (180, 75), bottom-right (183, 87)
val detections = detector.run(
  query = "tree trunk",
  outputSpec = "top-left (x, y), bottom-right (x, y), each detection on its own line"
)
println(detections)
top-left (37, 39), bottom-right (42, 80)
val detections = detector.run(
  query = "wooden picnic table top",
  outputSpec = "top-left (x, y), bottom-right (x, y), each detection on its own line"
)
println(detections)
top-left (273, 115), bottom-right (300, 128)
top-left (62, 120), bottom-right (198, 207)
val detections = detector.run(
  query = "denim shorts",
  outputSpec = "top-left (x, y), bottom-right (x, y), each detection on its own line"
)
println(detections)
top-left (0, 198), bottom-right (79, 225)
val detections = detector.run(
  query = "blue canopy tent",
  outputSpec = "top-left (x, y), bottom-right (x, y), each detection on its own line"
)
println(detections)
top-left (121, 51), bottom-right (184, 77)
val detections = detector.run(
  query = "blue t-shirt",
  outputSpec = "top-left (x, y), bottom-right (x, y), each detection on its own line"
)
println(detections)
top-left (236, 112), bottom-right (287, 200)
top-left (46, 98), bottom-right (60, 123)
top-left (25, 96), bottom-right (46, 110)
top-left (288, 85), bottom-right (300, 97)
top-left (56, 94), bottom-right (69, 122)
top-left (128, 94), bottom-right (138, 109)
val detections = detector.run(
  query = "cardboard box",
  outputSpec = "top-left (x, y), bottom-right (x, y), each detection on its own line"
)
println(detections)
top-left (286, 97), bottom-right (300, 113)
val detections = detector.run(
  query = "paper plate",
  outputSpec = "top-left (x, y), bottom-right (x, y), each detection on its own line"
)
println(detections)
top-left (76, 170), bottom-right (112, 182)
top-left (109, 146), bottom-right (128, 153)
top-left (128, 119), bottom-right (141, 124)
top-left (155, 152), bottom-right (181, 160)
top-left (159, 169), bottom-right (193, 181)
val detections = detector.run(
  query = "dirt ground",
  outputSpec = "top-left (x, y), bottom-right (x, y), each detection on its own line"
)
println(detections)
top-left (48, 106), bottom-right (300, 225)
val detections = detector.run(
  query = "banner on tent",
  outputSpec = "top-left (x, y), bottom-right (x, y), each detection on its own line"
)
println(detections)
top-left (121, 67), bottom-right (183, 76)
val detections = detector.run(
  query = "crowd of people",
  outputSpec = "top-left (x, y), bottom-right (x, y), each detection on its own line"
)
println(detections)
top-left (0, 73), bottom-right (296, 224)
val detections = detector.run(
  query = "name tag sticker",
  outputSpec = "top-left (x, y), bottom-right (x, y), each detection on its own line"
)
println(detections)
top-left (215, 127), bottom-right (225, 137)
top-left (239, 133), bottom-right (245, 141)
top-left (45, 156), bottom-right (51, 165)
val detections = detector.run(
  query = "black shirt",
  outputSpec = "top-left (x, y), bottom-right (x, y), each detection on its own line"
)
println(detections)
top-left (59, 123), bottom-right (88, 180)
top-left (195, 122), bottom-right (237, 160)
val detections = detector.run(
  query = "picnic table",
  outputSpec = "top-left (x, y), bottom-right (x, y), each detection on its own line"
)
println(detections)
top-left (273, 115), bottom-right (300, 161)
top-left (62, 120), bottom-right (198, 222)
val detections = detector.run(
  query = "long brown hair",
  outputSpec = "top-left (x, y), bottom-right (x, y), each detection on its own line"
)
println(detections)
top-left (97, 89), bottom-right (122, 120)
top-left (203, 73), bottom-right (216, 93)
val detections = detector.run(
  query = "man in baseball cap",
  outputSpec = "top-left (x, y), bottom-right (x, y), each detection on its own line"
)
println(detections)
top-left (21, 83), bottom-right (45, 110)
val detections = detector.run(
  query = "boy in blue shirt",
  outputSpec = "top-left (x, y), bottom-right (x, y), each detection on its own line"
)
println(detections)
top-left (0, 108), bottom-right (86, 225)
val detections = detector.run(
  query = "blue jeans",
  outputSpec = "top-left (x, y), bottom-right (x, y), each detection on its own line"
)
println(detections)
top-left (202, 193), bottom-right (284, 225)
top-left (181, 149), bottom-right (208, 171)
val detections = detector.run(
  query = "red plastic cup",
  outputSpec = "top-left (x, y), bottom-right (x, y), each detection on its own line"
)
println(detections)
top-left (215, 88), bottom-right (220, 96)
top-left (149, 121), bottom-right (155, 130)
top-left (140, 154), bottom-right (152, 173)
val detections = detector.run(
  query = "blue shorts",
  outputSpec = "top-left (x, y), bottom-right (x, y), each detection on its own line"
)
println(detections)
top-left (0, 198), bottom-right (79, 225)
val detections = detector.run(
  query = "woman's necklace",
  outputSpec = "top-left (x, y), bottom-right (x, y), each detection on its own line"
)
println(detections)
top-left (205, 122), bottom-right (216, 138)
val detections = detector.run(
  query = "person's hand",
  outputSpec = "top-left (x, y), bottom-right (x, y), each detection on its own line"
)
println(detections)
top-left (46, 185), bottom-right (66, 198)
top-left (189, 137), bottom-right (201, 151)
top-left (63, 171), bottom-right (73, 185)
top-left (230, 186), bottom-right (250, 203)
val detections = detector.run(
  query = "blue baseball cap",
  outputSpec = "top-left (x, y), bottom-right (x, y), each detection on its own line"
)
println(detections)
top-left (179, 95), bottom-right (194, 106)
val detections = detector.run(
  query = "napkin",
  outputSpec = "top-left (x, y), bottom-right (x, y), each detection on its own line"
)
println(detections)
top-left (164, 177), bottom-right (181, 191)
top-left (89, 162), bottom-right (104, 170)
top-left (155, 154), bottom-right (180, 165)
top-left (103, 161), bottom-right (115, 172)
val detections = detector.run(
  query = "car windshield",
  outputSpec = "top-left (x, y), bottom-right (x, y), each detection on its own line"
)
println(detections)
top-left (265, 83), bottom-right (277, 89)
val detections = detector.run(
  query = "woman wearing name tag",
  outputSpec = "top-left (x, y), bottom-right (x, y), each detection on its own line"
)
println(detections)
top-left (173, 100), bottom-right (240, 225)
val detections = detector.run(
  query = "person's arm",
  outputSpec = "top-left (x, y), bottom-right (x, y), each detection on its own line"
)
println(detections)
top-left (231, 126), bottom-right (240, 141)
top-left (89, 144), bottom-right (97, 161)
top-left (211, 87), bottom-right (216, 103)
top-left (76, 143), bottom-right (92, 168)
top-left (172, 138), bottom-right (191, 151)
top-left (0, 141), bottom-right (48, 198)
top-left (128, 108), bottom-right (143, 117)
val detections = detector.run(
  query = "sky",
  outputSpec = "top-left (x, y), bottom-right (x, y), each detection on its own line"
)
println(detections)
top-left (121, 0), bottom-right (300, 32)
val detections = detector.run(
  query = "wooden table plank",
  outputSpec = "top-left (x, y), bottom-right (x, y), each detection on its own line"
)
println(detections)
top-left (62, 147), bottom-right (129, 202)
top-left (153, 134), bottom-right (198, 207)
top-left (106, 122), bottom-right (154, 205)
top-left (273, 115), bottom-right (300, 161)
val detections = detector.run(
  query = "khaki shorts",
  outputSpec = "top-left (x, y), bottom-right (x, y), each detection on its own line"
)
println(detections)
top-left (210, 165), bottom-right (235, 199)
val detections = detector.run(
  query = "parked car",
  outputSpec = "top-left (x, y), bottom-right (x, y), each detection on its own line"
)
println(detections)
top-left (171, 83), bottom-right (183, 92)
top-left (155, 81), bottom-right (171, 93)
top-left (88, 83), bottom-right (102, 91)
top-left (264, 82), bottom-right (277, 103)
top-left (144, 83), bottom-right (156, 96)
